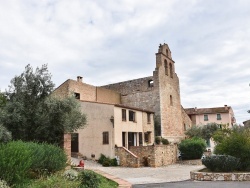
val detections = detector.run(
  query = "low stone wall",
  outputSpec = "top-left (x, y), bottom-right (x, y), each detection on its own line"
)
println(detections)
top-left (115, 144), bottom-right (177, 167)
top-left (191, 168), bottom-right (250, 181)
top-left (115, 147), bottom-right (140, 168)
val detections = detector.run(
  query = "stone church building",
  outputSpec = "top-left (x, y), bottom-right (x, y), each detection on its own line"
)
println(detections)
top-left (54, 43), bottom-right (192, 167)
top-left (102, 43), bottom-right (191, 142)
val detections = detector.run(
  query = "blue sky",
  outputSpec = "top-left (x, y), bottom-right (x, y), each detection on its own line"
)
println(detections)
top-left (0, 0), bottom-right (250, 124)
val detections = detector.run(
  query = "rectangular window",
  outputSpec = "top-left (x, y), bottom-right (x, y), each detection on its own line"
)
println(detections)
top-left (129, 110), bottom-right (136, 122)
top-left (147, 113), bottom-right (151, 123)
top-left (217, 114), bottom-right (221, 120)
top-left (102, 132), bottom-right (109, 144)
top-left (122, 109), bottom-right (126, 121)
top-left (144, 132), bottom-right (149, 143)
top-left (204, 114), bottom-right (208, 121)
top-left (139, 133), bottom-right (143, 146)
top-left (144, 132), bottom-right (151, 143)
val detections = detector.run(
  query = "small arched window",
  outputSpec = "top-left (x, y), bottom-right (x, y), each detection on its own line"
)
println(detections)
top-left (170, 95), bottom-right (173, 106)
top-left (169, 63), bottom-right (173, 78)
top-left (164, 60), bottom-right (168, 75)
top-left (148, 80), bottom-right (154, 87)
top-left (166, 49), bottom-right (168, 56)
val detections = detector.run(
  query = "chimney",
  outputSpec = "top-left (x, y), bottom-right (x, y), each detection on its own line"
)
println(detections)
top-left (77, 76), bottom-right (83, 83)
top-left (224, 105), bottom-right (228, 110)
top-left (194, 107), bottom-right (197, 111)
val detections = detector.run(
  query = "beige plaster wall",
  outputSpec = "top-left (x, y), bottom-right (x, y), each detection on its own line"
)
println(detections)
top-left (113, 107), bottom-right (154, 147)
top-left (53, 79), bottom-right (121, 104)
top-left (77, 102), bottom-right (115, 159)
top-left (96, 87), bottom-right (121, 104)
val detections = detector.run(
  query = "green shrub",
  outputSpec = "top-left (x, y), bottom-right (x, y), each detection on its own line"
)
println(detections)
top-left (155, 136), bottom-right (161, 144)
top-left (78, 170), bottom-right (101, 188)
top-left (161, 138), bottom-right (169, 145)
top-left (178, 137), bottom-right (206, 160)
top-left (0, 124), bottom-right (12, 143)
top-left (102, 159), bottom-right (111, 167)
top-left (111, 158), bottom-right (118, 166)
top-left (24, 142), bottom-right (67, 177)
top-left (202, 155), bottom-right (240, 172)
top-left (214, 128), bottom-right (250, 171)
top-left (0, 179), bottom-right (10, 188)
top-left (98, 154), bottom-right (106, 164)
top-left (0, 141), bottom-right (67, 186)
top-left (98, 154), bottom-right (117, 167)
top-left (0, 141), bottom-right (33, 185)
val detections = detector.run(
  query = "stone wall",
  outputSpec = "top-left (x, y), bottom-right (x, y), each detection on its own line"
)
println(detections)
top-left (116, 144), bottom-right (178, 168)
top-left (102, 76), bottom-right (160, 117)
top-left (191, 169), bottom-right (250, 181)
top-left (115, 147), bottom-right (140, 168)
top-left (130, 144), bottom-right (177, 167)
top-left (63, 133), bottom-right (71, 165)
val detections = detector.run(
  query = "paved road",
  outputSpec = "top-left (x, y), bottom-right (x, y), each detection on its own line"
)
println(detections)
top-left (72, 158), bottom-right (249, 187)
top-left (133, 181), bottom-right (250, 188)
top-left (72, 158), bottom-right (204, 184)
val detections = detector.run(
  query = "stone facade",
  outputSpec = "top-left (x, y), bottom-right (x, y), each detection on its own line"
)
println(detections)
top-left (191, 169), bottom-right (250, 181)
top-left (115, 144), bottom-right (178, 168)
top-left (102, 44), bottom-right (192, 142)
top-left (115, 147), bottom-right (140, 168)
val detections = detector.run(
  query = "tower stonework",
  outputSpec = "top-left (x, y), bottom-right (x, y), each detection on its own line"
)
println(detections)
top-left (102, 43), bottom-right (191, 142)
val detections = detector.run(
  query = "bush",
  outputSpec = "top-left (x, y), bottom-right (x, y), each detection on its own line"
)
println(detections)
top-left (25, 142), bottom-right (67, 177)
top-left (214, 128), bottom-right (250, 170)
top-left (155, 136), bottom-right (161, 144)
top-left (98, 154), bottom-right (117, 167)
top-left (0, 141), bottom-right (33, 185)
top-left (161, 138), bottom-right (169, 145)
top-left (202, 155), bottom-right (240, 172)
top-left (178, 137), bottom-right (206, 160)
top-left (98, 154), bottom-right (106, 164)
top-left (0, 141), bottom-right (67, 185)
top-left (0, 124), bottom-right (12, 143)
top-left (78, 170), bottom-right (101, 188)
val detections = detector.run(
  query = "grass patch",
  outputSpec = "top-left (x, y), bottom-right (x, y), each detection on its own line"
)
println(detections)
top-left (13, 170), bottom-right (118, 188)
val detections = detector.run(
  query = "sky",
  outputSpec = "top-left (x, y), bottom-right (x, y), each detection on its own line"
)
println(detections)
top-left (0, 0), bottom-right (250, 124)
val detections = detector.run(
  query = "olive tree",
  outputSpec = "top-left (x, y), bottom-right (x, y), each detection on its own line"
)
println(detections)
top-left (0, 64), bottom-right (86, 145)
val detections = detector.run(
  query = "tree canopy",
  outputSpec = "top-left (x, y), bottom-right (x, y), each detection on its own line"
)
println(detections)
top-left (0, 64), bottom-right (86, 145)
top-left (185, 123), bottom-right (219, 140)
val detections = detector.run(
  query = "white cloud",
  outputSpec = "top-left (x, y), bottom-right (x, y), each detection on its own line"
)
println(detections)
top-left (0, 0), bottom-right (250, 124)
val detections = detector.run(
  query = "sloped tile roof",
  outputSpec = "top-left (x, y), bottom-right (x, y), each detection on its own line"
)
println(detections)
top-left (184, 106), bottom-right (231, 115)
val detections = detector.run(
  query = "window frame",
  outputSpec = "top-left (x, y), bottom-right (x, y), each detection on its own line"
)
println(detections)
top-left (102, 132), bottom-right (109, 145)
top-left (204, 114), bottom-right (208, 121)
top-left (129, 110), bottom-right (136, 122)
top-left (122, 109), bottom-right (126, 121)
top-left (217, 114), bottom-right (222, 120)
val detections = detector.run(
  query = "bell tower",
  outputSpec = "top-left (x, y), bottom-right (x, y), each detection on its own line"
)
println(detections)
top-left (154, 43), bottom-right (184, 142)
